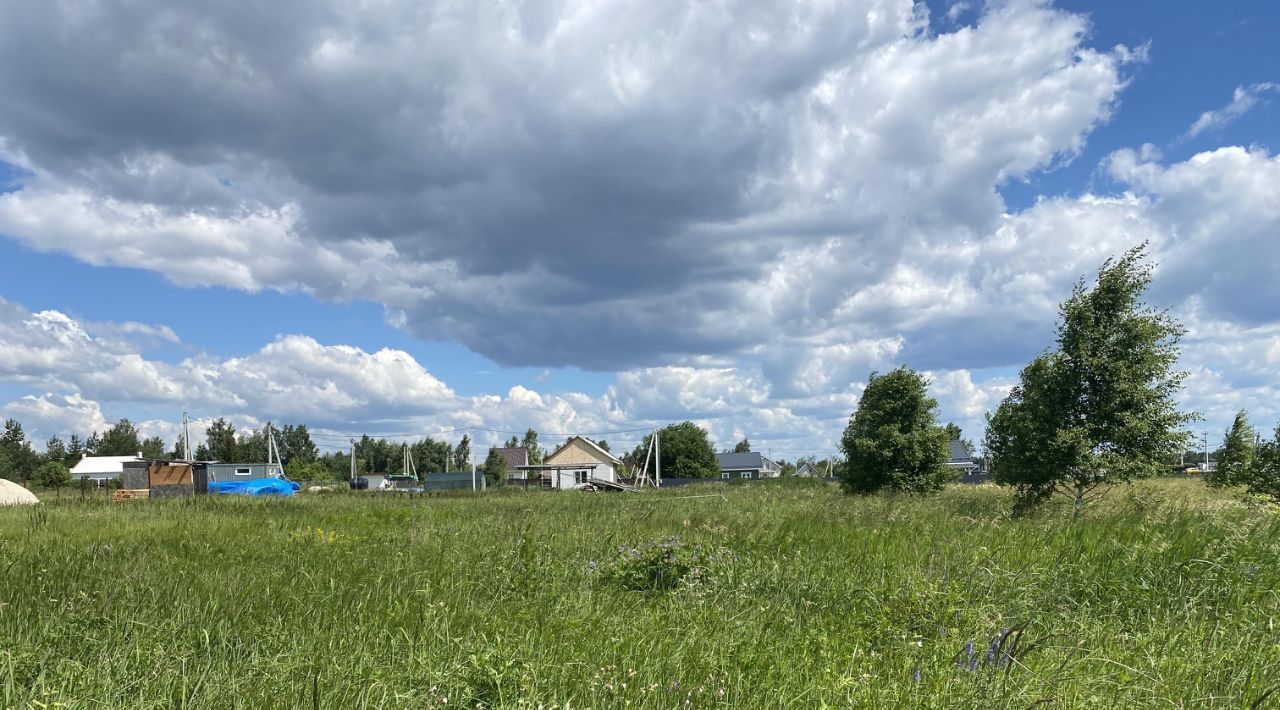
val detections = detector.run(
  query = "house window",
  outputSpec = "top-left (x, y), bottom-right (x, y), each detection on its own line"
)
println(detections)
top-left (575, 470), bottom-right (591, 485)
top-left (740, 472), bottom-right (751, 479)
top-left (721, 472), bottom-right (730, 480)
top-left (235, 467), bottom-right (251, 476)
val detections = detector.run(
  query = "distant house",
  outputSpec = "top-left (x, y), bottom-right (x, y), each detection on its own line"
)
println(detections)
top-left (528, 436), bottom-right (622, 490)
top-left (496, 446), bottom-right (530, 483)
top-left (796, 461), bottom-right (831, 478)
top-left (205, 462), bottom-right (284, 482)
top-left (716, 452), bottom-right (781, 480)
top-left (70, 455), bottom-right (141, 485)
top-left (946, 441), bottom-right (979, 476)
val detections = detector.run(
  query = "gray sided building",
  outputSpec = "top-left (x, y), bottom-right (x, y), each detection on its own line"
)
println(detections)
top-left (205, 462), bottom-right (284, 482)
top-left (422, 471), bottom-right (485, 491)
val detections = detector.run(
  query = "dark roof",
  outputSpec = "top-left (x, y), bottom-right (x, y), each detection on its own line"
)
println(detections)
top-left (947, 440), bottom-right (973, 463)
top-left (717, 452), bottom-right (765, 470)
top-left (496, 446), bottom-right (528, 472)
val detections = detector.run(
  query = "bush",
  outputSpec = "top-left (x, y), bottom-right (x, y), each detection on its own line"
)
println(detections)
top-left (35, 461), bottom-right (71, 492)
top-left (1248, 427), bottom-right (1280, 502)
top-left (287, 460), bottom-right (333, 482)
top-left (594, 538), bottom-right (722, 592)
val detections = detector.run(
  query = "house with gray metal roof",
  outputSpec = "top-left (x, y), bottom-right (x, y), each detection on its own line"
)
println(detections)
top-left (716, 452), bottom-right (781, 480)
top-left (945, 440), bottom-right (979, 476)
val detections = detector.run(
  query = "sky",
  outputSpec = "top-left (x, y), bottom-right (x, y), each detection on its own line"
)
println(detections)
top-left (0, 0), bottom-right (1278, 459)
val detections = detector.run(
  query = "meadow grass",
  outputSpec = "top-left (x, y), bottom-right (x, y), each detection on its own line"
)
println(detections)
top-left (1, 478), bottom-right (1277, 708)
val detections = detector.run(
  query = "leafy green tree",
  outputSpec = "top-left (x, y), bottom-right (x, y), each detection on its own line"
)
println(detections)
top-left (453, 435), bottom-right (472, 471)
top-left (359, 435), bottom-right (395, 474)
top-left (505, 436), bottom-right (520, 448)
top-left (0, 419), bottom-right (36, 483)
top-left (839, 367), bottom-right (951, 494)
top-left (286, 459), bottom-right (333, 482)
top-left (942, 423), bottom-right (975, 454)
top-left (318, 450), bottom-right (351, 480)
top-left (410, 438), bottom-right (452, 474)
top-left (35, 460), bottom-right (72, 496)
top-left (985, 245), bottom-right (1194, 516)
top-left (204, 418), bottom-right (238, 462)
top-left (44, 436), bottom-right (68, 466)
top-left (483, 447), bottom-right (508, 487)
top-left (194, 443), bottom-right (211, 461)
top-left (98, 419), bottom-right (142, 456)
top-left (634, 422), bottom-right (719, 478)
top-left (236, 427), bottom-right (268, 463)
top-left (140, 435), bottom-right (166, 460)
top-left (1207, 410), bottom-right (1255, 487)
top-left (278, 424), bottom-right (318, 466)
top-left (522, 429), bottom-right (543, 465)
top-left (731, 438), bottom-right (751, 454)
top-left (1248, 423), bottom-right (1280, 502)
top-left (597, 439), bottom-right (610, 452)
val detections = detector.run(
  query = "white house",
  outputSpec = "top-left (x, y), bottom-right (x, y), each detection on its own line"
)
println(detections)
top-left (538, 436), bottom-right (623, 489)
top-left (70, 455), bottom-right (142, 485)
top-left (796, 461), bottom-right (831, 478)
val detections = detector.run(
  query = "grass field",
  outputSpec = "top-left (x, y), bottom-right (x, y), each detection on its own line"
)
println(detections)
top-left (1, 479), bottom-right (1277, 708)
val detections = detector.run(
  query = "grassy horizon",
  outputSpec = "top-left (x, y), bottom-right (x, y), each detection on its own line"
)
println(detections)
top-left (1, 478), bottom-right (1277, 708)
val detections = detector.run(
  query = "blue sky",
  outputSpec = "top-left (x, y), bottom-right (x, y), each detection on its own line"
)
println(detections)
top-left (0, 0), bottom-right (1278, 455)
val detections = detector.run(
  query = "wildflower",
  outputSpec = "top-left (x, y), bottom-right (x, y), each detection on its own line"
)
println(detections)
top-left (957, 639), bottom-right (976, 672)
top-left (912, 668), bottom-right (922, 683)
top-left (986, 629), bottom-right (1011, 666)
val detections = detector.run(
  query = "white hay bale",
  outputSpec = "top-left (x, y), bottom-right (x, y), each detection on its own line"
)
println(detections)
top-left (0, 478), bottom-right (39, 506)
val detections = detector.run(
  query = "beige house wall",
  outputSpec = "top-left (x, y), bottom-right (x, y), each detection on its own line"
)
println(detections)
top-left (545, 438), bottom-right (612, 466)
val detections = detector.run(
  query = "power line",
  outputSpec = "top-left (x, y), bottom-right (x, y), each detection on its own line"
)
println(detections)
top-left (310, 425), bottom-right (657, 441)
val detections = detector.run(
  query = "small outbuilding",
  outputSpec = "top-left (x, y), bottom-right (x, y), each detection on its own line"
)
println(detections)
top-left (205, 462), bottom-right (284, 483)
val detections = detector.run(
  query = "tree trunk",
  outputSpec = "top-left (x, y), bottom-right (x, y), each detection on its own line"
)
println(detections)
top-left (1072, 484), bottom-right (1085, 518)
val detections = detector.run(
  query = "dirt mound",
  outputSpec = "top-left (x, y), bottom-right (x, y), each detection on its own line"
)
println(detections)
top-left (0, 479), bottom-right (40, 506)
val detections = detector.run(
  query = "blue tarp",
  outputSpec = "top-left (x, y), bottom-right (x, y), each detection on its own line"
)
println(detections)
top-left (208, 477), bottom-right (300, 497)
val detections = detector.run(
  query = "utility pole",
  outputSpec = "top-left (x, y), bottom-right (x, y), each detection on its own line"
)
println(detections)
top-left (654, 427), bottom-right (661, 488)
top-left (1203, 431), bottom-right (1209, 469)
top-left (182, 411), bottom-right (192, 461)
top-left (471, 430), bottom-right (478, 491)
top-left (349, 439), bottom-right (356, 483)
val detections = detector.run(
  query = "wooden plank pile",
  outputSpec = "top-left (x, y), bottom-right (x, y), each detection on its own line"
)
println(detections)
top-left (113, 489), bottom-right (150, 502)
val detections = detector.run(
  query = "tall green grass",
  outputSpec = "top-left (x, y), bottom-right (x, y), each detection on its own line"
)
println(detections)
top-left (1, 479), bottom-right (1276, 708)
